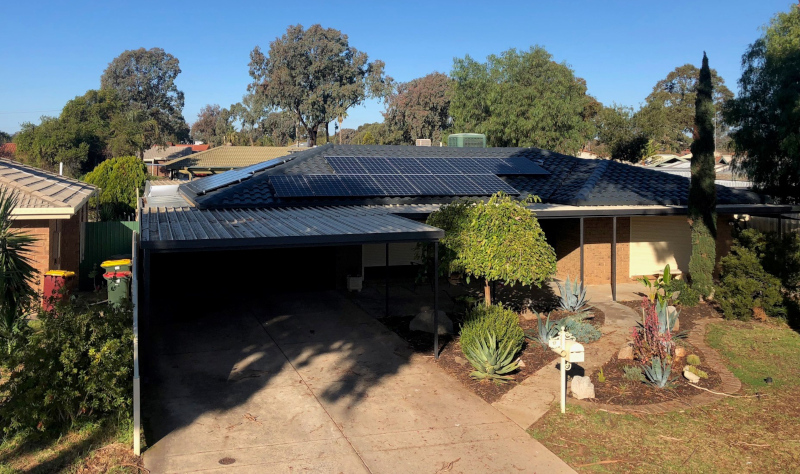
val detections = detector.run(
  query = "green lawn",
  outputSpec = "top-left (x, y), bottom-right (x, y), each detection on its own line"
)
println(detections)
top-left (529, 320), bottom-right (800, 473)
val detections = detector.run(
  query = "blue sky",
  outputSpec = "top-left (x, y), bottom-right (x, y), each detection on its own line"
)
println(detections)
top-left (0, 1), bottom-right (792, 135)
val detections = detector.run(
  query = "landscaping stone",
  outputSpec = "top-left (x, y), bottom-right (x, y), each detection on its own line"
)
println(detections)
top-left (675, 346), bottom-right (686, 358)
top-left (618, 343), bottom-right (634, 360)
top-left (517, 359), bottom-right (526, 368)
top-left (683, 367), bottom-right (700, 383)
top-left (571, 376), bottom-right (595, 399)
top-left (453, 356), bottom-right (468, 366)
top-left (410, 309), bottom-right (453, 335)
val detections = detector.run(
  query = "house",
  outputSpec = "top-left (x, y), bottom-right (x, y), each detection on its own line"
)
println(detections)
top-left (0, 159), bottom-right (95, 292)
top-left (138, 144), bottom-right (787, 302)
top-left (0, 143), bottom-right (16, 158)
top-left (163, 146), bottom-right (297, 180)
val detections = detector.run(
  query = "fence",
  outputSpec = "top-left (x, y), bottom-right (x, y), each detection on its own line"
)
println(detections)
top-left (748, 214), bottom-right (800, 235)
top-left (79, 220), bottom-right (140, 290)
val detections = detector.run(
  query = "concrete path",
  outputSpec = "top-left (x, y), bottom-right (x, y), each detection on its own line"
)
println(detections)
top-left (143, 291), bottom-right (574, 473)
top-left (493, 300), bottom-right (639, 430)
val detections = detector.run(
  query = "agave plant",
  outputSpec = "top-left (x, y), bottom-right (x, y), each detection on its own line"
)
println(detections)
top-left (555, 276), bottom-right (590, 313)
top-left (525, 311), bottom-right (558, 348)
top-left (655, 299), bottom-right (678, 334)
top-left (464, 333), bottom-right (520, 383)
top-left (642, 357), bottom-right (675, 388)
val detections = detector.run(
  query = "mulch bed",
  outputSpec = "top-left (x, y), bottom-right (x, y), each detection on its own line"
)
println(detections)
top-left (589, 299), bottom-right (725, 406)
top-left (380, 307), bottom-right (605, 404)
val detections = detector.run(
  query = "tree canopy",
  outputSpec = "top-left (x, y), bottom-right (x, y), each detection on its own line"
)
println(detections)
top-left (383, 72), bottom-right (453, 145)
top-left (593, 104), bottom-right (653, 162)
top-left (83, 156), bottom-right (147, 221)
top-left (449, 47), bottom-right (596, 154)
top-left (101, 47), bottom-right (189, 152)
top-left (724, 4), bottom-right (800, 203)
top-left (248, 24), bottom-right (392, 146)
top-left (426, 193), bottom-right (557, 306)
top-left (642, 64), bottom-right (733, 152)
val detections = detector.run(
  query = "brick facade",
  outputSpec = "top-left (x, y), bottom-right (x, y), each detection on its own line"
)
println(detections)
top-left (541, 217), bottom-right (632, 285)
top-left (11, 204), bottom-right (88, 293)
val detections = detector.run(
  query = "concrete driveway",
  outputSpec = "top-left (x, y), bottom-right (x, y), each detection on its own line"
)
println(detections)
top-left (143, 290), bottom-right (574, 473)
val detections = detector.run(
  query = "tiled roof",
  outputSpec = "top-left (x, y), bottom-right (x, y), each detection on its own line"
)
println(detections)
top-left (0, 143), bottom-right (16, 157)
top-left (165, 146), bottom-right (295, 171)
top-left (178, 144), bottom-right (765, 210)
top-left (143, 146), bottom-right (194, 162)
top-left (0, 159), bottom-right (96, 210)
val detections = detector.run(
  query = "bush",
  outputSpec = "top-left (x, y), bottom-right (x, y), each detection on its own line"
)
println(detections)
top-left (562, 317), bottom-right (602, 344)
top-left (0, 301), bottom-right (133, 435)
top-left (715, 245), bottom-right (785, 321)
top-left (736, 228), bottom-right (800, 291)
top-left (673, 279), bottom-right (700, 307)
top-left (460, 304), bottom-right (524, 358)
top-left (83, 156), bottom-right (147, 221)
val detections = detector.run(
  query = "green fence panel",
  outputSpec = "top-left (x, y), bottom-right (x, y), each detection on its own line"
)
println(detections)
top-left (79, 221), bottom-right (139, 291)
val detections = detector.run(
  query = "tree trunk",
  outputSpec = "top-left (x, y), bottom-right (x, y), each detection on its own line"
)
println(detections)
top-left (307, 126), bottom-right (317, 147)
top-left (484, 279), bottom-right (492, 307)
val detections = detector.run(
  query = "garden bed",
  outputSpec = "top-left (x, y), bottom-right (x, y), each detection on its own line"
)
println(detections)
top-left (619, 298), bottom-right (721, 332)
top-left (380, 307), bottom-right (605, 403)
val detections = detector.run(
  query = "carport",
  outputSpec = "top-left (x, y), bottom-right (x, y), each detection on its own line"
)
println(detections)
top-left (139, 205), bottom-right (445, 357)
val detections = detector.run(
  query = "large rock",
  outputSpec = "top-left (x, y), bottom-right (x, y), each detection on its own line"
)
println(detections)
top-left (410, 309), bottom-right (453, 335)
top-left (618, 342), bottom-right (634, 360)
top-left (683, 367), bottom-right (700, 383)
top-left (675, 346), bottom-right (686, 358)
top-left (571, 376), bottom-right (595, 400)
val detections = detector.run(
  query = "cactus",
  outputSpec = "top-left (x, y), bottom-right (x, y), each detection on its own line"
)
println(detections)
top-left (464, 333), bottom-right (520, 383)
top-left (685, 365), bottom-right (708, 379)
top-left (623, 365), bottom-right (646, 382)
top-left (687, 354), bottom-right (701, 366)
top-left (643, 357), bottom-right (675, 388)
top-left (556, 276), bottom-right (591, 313)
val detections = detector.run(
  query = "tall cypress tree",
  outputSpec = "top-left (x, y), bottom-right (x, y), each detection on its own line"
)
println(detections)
top-left (688, 53), bottom-right (717, 296)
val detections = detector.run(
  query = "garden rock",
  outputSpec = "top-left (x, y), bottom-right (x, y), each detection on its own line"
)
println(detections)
top-left (410, 309), bottom-right (453, 335)
top-left (571, 376), bottom-right (595, 399)
top-left (618, 343), bottom-right (634, 360)
top-left (675, 346), bottom-right (686, 358)
top-left (683, 367), bottom-right (700, 383)
top-left (453, 356), bottom-right (468, 366)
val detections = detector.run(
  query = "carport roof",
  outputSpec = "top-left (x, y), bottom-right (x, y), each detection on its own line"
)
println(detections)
top-left (140, 205), bottom-right (444, 251)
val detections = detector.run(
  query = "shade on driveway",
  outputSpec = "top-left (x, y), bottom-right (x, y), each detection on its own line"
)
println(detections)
top-left (142, 291), bottom-right (575, 473)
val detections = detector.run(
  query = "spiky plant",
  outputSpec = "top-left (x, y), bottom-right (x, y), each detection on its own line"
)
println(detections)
top-left (525, 311), bottom-right (558, 348)
top-left (655, 299), bottom-right (678, 334)
top-left (0, 189), bottom-right (38, 352)
top-left (643, 357), bottom-right (675, 388)
top-left (464, 333), bottom-right (520, 383)
top-left (555, 275), bottom-right (590, 313)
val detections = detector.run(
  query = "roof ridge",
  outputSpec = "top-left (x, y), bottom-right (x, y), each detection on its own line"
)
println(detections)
top-left (0, 159), bottom-right (93, 208)
top-left (572, 159), bottom-right (610, 204)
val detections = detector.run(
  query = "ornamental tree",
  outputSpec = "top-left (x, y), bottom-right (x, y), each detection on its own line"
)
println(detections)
top-left (427, 193), bottom-right (557, 306)
top-left (687, 53), bottom-right (717, 297)
top-left (83, 156), bottom-right (147, 221)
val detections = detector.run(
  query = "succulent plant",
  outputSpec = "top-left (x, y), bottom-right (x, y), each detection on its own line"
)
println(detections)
top-left (685, 365), bottom-right (708, 379)
top-left (655, 299), bottom-right (679, 334)
top-left (525, 311), bottom-right (559, 348)
top-left (562, 317), bottom-right (602, 343)
top-left (623, 365), bottom-right (646, 382)
top-left (464, 333), bottom-right (520, 384)
top-left (687, 354), bottom-right (701, 366)
top-left (556, 276), bottom-right (591, 313)
top-left (643, 357), bottom-right (675, 389)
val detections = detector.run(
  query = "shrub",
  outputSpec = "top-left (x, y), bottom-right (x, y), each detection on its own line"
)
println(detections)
top-left (464, 333), bottom-right (520, 383)
top-left (736, 228), bottom-right (800, 291)
top-left (672, 279), bottom-right (700, 307)
top-left (685, 365), bottom-right (708, 379)
top-left (623, 365), bottom-right (645, 382)
top-left (0, 301), bottom-right (133, 435)
top-left (632, 298), bottom-right (675, 365)
top-left (460, 304), bottom-right (524, 357)
top-left (687, 354), bottom-right (701, 366)
top-left (562, 317), bottom-right (602, 344)
top-left (83, 156), bottom-right (147, 221)
top-left (715, 245), bottom-right (785, 321)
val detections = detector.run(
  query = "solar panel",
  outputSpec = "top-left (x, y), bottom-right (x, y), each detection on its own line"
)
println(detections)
top-left (470, 174), bottom-right (520, 195)
top-left (339, 175), bottom-right (385, 196)
top-left (184, 157), bottom-right (288, 195)
top-left (444, 158), bottom-right (489, 175)
top-left (406, 175), bottom-right (454, 195)
top-left (392, 158), bottom-right (430, 174)
top-left (305, 175), bottom-right (352, 196)
top-left (269, 176), bottom-right (314, 197)
top-left (443, 175), bottom-right (486, 195)
top-left (416, 158), bottom-right (459, 174)
top-left (355, 157), bottom-right (399, 174)
top-left (372, 175), bottom-right (420, 195)
top-left (326, 157), bottom-right (367, 174)
top-left (504, 157), bottom-right (549, 175)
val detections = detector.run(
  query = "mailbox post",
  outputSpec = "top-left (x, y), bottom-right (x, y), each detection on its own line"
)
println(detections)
top-left (548, 326), bottom-right (585, 414)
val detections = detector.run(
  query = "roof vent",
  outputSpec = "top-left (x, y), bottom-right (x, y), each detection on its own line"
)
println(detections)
top-left (416, 139), bottom-right (432, 147)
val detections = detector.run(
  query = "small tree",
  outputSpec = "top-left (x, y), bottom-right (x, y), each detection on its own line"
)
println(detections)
top-left (0, 189), bottom-right (38, 352)
top-left (84, 156), bottom-right (147, 221)
top-left (687, 53), bottom-right (717, 297)
top-left (427, 193), bottom-right (557, 306)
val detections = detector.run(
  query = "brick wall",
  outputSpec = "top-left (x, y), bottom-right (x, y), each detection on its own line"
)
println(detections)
top-left (541, 217), bottom-right (632, 285)
top-left (11, 220), bottom-right (51, 293)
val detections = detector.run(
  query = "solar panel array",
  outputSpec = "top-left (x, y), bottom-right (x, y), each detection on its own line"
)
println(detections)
top-left (325, 157), bottom-right (549, 176)
top-left (269, 173), bottom-right (520, 198)
top-left (184, 157), bottom-right (287, 195)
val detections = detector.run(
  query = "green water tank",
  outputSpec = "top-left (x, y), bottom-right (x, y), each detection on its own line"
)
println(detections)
top-left (448, 133), bottom-right (486, 148)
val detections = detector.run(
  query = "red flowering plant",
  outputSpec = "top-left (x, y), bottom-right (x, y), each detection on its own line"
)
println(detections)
top-left (631, 297), bottom-right (675, 365)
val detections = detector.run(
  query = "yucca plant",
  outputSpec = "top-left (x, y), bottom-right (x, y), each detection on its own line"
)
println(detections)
top-left (555, 276), bottom-right (590, 313)
top-left (655, 299), bottom-right (678, 334)
top-left (464, 333), bottom-right (520, 383)
top-left (643, 357), bottom-right (675, 388)
top-left (525, 311), bottom-right (558, 348)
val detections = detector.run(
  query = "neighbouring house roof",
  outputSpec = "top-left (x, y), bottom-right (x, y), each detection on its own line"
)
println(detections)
top-left (139, 205), bottom-right (444, 250)
top-left (0, 143), bottom-right (16, 157)
top-left (174, 144), bottom-right (765, 210)
top-left (175, 144), bottom-right (210, 152)
top-left (143, 146), bottom-right (194, 163)
top-left (164, 146), bottom-right (295, 172)
top-left (0, 159), bottom-right (96, 218)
